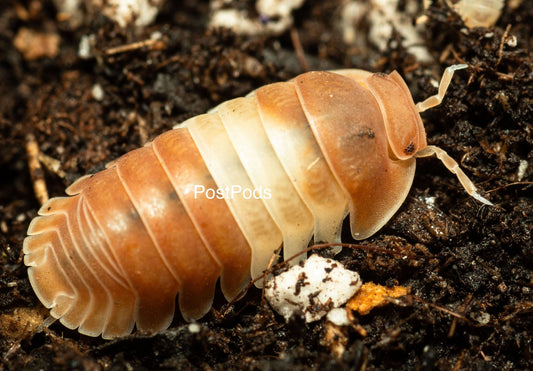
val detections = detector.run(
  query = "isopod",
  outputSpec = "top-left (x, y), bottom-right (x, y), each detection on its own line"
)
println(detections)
top-left (23, 64), bottom-right (492, 338)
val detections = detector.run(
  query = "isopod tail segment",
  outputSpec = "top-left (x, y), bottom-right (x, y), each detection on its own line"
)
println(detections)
top-left (23, 64), bottom-right (493, 339)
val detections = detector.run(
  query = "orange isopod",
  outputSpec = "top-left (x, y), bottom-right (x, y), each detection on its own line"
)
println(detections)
top-left (23, 64), bottom-right (492, 339)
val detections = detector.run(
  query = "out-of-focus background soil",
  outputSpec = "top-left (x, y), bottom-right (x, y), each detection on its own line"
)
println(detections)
top-left (0, 0), bottom-right (531, 369)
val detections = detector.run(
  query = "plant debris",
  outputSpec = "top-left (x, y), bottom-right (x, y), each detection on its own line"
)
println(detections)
top-left (346, 282), bottom-right (410, 316)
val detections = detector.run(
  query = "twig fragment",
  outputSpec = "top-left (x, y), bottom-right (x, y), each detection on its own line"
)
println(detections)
top-left (25, 134), bottom-right (49, 206)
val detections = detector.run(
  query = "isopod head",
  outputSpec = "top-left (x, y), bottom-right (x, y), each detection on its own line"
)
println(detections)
top-left (366, 71), bottom-right (427, 160)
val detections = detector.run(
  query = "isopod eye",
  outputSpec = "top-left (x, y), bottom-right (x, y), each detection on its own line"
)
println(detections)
top-left (366, 71), bottom-right (427, 160)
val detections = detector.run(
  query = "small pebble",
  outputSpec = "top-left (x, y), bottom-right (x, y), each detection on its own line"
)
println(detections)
top-left (91, 84), bottom-right (104, 101)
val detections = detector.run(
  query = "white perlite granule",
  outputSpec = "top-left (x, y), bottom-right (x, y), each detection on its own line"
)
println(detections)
top-left (265, 255), bottom-right (362, 322)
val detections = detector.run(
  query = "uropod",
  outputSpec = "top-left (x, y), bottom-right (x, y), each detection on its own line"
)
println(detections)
top-left (23, 64), bottom-right (492, 339)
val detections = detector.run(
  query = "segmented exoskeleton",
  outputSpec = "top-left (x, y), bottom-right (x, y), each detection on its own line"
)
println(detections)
top-left (24, 65), bottom-right (491, 338)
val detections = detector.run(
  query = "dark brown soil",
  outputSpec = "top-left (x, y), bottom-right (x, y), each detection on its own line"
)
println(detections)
top-left (1, 1), bottom-right (531, 370)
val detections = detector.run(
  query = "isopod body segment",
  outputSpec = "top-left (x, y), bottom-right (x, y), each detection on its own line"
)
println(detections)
top-left (23, 65), bottom-right (492, 338)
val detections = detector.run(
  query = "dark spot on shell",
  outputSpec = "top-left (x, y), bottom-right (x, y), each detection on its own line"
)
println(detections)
top-left (357, 127), bottom-right (375, 139)
top-left (129, 209), bottom-right (140, 220)
top-left (168, 191), bottom-right (179, 200)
